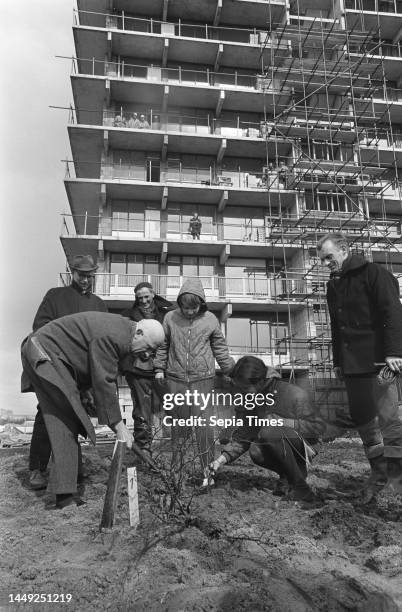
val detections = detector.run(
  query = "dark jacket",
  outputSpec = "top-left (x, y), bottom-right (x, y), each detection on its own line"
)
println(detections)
top-left (21, 313), bottom-right (136, 438)
top-left (327, 255), bottom-right (402, 374)
top-left (189, 216), bottom-right (202, 235)
top-left (120, 294), bottom-right (173, 376)
top-left (32, 282), bottom-right (107, 331)
top-left (154, 278), bottom-right (235, 381)
top-left (223, 368), bottom-right (324, 463)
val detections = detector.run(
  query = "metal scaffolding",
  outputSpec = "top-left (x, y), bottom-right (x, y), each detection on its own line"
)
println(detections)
top-left (256, 1), bottom-right (402, 412)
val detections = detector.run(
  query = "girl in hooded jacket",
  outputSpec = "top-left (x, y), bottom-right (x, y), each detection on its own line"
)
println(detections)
top-left (154, 278), bottom-right (235, 473)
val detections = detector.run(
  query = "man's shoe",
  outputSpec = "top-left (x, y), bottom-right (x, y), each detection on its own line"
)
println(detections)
top-left (29, 469), bottom-right (48, 490)
top-left (272, 477), bottom-right (290, 497)
top-left (55, 494), bottom-right (86, 509)
top-left (284, 483), bottom-right (322, 508)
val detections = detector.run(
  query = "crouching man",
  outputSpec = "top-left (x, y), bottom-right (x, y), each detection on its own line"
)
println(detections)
top-left (204, 356), bottom-right (324, 505)
top-left (21, 312), bottom-right (164, 509)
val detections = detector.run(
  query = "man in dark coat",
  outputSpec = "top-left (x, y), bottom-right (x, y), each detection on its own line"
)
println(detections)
top-left (21, 312), bottom-right (165, 509)
top-left (28, 255), bottom-right (107, 490)
top-left (121, 282), bottom-right (173, 457)
top-left (189, 213), bottom-right (202, 240)
top-left (317, 232), bottom-right (402, 497)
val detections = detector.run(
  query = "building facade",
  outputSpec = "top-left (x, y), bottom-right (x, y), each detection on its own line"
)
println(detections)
top-left (62, 0), bottom-right (402, 422)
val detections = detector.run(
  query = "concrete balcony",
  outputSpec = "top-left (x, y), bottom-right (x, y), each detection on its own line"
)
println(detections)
top-left (345, 0), bottom-right (402, 14)
top-left (70, 61), bottom-right (293, 123)
top-left (345, 1), bottom-right (402, 41)
top-left (60, 216), bottom-right (300, 263)
top-left (63, 178), bottom-right (297, 228)
top-left (360, 130), bottom-right (402, 166)
top-left (67, 113), bottom-right (291, 165)
top-left (76, 0), bottom-right (287, 29)
top-left (73, 11), bottom-right (290, 71)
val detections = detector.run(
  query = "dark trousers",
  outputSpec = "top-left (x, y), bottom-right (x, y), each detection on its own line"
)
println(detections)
top-left (29, 406), bottom-right (52, 471)
top-left (333, 376), bottom-right (402, 459)
top-left (126, 373), bottom-right (161, 451)
top-left (29, 406), bottom-right (83, 474)
top-left (23, 359), bottom-right (83, 494)
top-left (249, 426), bottom-right (308, 485)
top-left (344, 375), bottom-right (378, 426)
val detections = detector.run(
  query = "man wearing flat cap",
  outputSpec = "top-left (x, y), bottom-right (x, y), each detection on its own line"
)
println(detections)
top-left (28, 255), bottom-right (107, 490)
top-left (21, 312), bottom-right (165, 508)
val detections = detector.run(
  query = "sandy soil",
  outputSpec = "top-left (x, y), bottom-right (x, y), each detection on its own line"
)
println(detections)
top-left (1, 439), bottom-right (402, 612)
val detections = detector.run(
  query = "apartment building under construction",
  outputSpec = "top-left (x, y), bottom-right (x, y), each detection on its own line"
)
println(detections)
top-left (61, 0), bottom-right (402, 422)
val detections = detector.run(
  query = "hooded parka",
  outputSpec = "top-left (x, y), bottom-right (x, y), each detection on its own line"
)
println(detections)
top-left (154, 278), bottom-right (234, 381)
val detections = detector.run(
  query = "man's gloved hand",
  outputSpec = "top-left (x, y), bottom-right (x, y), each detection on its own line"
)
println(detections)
top-left (114, 420), bottom-right (134, 450)
top-left (201, 455), bottom-right (228, 488)
top-left (155, 371), bottom-right (165, 389)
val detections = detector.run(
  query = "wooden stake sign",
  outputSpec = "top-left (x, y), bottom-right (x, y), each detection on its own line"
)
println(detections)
top-left (99, 439), bottom-right (126, 530)
top-left (127, 467), bottom-right (139, 528)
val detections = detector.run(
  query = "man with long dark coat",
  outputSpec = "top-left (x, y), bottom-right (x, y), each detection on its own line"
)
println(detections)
top-left (21, 312), bottom-right (165, 509)
top-left (317, 232), bottom-right (402, 498)
top-left (28, 255), bottom-right (107, 490)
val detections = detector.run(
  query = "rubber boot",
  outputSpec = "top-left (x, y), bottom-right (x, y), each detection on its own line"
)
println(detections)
top-left (360, 455), bottom-right (388, 503)
top-left (356, 418), bottom-right (385, 503)
top-left (383, 458), bottom-right (402, 495)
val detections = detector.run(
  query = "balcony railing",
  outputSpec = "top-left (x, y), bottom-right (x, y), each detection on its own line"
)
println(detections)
top-left (62, 214), bottom-right (278, 243)
top-left (59, 272), bottom-right (308, 301)
top-left (362, 128), bottom-right (402, 148)
top-left (100, 162), bottom-right (286, 189)
top-left (349, 40), bottom-right (402, 58)
top-left (72, 56), bottom-right (288, 95)
top-left (101, 109), bottom-right (269, 139)
top-left (75, 9), bottom-right (289, 48)
top-left (345, 0), bottom-right (402, 13)
top-left (70, 104), bottom-right (360, 141)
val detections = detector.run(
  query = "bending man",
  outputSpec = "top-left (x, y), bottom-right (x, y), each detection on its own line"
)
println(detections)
top-left (21, 312), bottom-right (164, 509)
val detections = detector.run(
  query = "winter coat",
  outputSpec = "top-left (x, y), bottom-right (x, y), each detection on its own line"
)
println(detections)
top-left (21, 312), bottom-right (136, 439)
top-left (223, 368), bottom-right (324, 462)
top-left (153, 278), bottom-right (235, 382)
top-left (326, 255), bottom-right (402, 375)
top-left (189, 217), bottom-right (202, 235)
top-left (32, 282), bottom-right (107, 331)
top-left (120, 295), bottom-right (173, 376)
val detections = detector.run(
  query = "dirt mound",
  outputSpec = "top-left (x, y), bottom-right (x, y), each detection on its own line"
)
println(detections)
top-left (1, 440), bottom-right (402, 611)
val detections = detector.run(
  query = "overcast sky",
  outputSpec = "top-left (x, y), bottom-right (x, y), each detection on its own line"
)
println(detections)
top-left (1, 2), bottom-right (74, 415)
